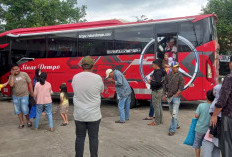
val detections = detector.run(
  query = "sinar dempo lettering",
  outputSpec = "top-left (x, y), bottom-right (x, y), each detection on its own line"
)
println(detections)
top-left (38, 64), bottom-right (60, 70)
top-left (21, 64), bottom-right (60, 71)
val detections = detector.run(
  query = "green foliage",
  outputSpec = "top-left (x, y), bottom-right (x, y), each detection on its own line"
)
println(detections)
top-left (0, 0), bottom-right (87, 31)
top-left (202, 0), bottom-right (232, 54)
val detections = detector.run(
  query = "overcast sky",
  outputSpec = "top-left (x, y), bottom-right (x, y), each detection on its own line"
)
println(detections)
top-left (78, 0), bottom-right (209, 22)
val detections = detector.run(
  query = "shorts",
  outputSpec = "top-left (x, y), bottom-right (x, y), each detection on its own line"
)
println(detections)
top-left (13, 96), bottom-right (29, 115)
top-left (60, 105), bottom-right (69, 114)
top-left (192, 131), bottom-right (205, 149)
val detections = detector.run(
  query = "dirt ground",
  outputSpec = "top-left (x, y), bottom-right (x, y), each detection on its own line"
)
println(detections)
top-left (0, 98), bottom-right (198, 157)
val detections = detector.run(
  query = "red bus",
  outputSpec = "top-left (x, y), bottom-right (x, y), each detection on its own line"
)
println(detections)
top-left (0, 14), bottom-right (219, 108)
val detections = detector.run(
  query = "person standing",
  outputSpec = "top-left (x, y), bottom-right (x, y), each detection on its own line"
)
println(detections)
top-left (72, 56), bottom-right (104, 157)
top-left (148, 59), bottom-right (166, 126)
top-left (9, 63), bottom-right (33, 129)
top-left (143, 71), bottom-right (155, 120)
top-left (59, 83), bottom-right (69, 126)
top-left (33, 72), bottom-right (53, 131)
top-left (105, 69), bottom-right (132, 123)
top-left (163, 61), bottom-right (184, 136)
top-left (211, 55), bottom-right (232, 157)
top-left (29, 68), bottom-right (42, 119)
top-left (193, 90), bottom-right (215, 157)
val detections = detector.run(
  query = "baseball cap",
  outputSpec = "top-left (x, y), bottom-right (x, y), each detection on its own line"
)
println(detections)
top-left (105, 69), bottom-right (113, 78)
top-left (171, 61), bottom-right (180, 67)
top-left (82, 56), bottom-right (95, 65)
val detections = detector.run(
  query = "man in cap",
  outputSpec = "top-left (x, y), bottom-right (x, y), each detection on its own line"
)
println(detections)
top-left (72, 56), bottom-right (104, 157)
top-left (148, 59), bottom-right (166, 126)
top-left (163, 61), bottom-right (184, 136)
top-left (105, 69), bottom-right (132, 123)
top-left (211, 55), bottom-right (232, 157)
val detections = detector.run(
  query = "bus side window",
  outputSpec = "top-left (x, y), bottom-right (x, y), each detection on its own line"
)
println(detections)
top-left (26, 36), bottom-right (46, 58)
top-left (114, 25), bottom-right (153, 55)
top-left (78, 30), bottom-right (113, 57)
top-left (178, 21), bottom-right (203, 52)
top-left (48, 33), bottom-right (77, 58)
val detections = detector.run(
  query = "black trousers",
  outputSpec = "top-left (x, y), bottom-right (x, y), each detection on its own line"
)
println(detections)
top-left (75, 119), bottom-right (101, 157)
top-left (220, 116), bottom-right (232, 157)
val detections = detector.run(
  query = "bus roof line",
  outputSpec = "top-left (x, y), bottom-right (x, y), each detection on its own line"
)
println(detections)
top-left (6, 18), bottom-right (194, 38)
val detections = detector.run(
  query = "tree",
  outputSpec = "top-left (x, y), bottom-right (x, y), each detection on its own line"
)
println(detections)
top-left (202, 0), bottom-right (232, 54)
top-left (0, 0), bottom-right (87, 31)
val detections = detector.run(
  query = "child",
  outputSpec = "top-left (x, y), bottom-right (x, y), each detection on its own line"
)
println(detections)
top-left (201, 79), bottom-right (223, 157)
top-left (34, 72), bottom-right (54, 131)
top-left (193, 90), bottom-right (215, 157)
top-left (59, 83), bottom-right (69, 126)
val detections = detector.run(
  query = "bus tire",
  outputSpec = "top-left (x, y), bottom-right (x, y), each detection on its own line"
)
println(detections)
top-left (114, 90), bottom-right (137, 109)
top-left (130, 90), bottom-right (136, 109)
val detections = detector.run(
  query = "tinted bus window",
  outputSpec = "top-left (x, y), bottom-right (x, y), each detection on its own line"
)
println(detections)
top-left (156, 22), bottom-right (178, 34)
top-left (78, 30), bottom-right (113, 56)
top-left (114, 25), bottom-right (154, 55)
top-left (26, 36), bottom-right (46, 58)
top-left (48, 33), bottom-right (77, 58)
top-left (178, 21), bottom-right (199, 52)
top-left (11, 38), bottom-right (28, 63)
top-left (0, 36), bottom-right (7, 45)
top-left (202, 18), bottom-right (213, 44)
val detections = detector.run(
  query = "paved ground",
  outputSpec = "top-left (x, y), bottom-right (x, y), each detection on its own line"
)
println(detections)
top-left (0, 98), bottom-right (198, 157)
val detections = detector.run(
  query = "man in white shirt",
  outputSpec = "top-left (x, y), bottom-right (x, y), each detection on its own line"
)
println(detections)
top-left (72, 56), bottom-right (104, 157)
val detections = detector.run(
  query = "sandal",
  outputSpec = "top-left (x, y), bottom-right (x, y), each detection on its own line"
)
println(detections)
top-left (60, 123), bottom-right (67, 126)
top-left (168, 132), bottom-right (175, 136)
top-left (27, 122), bottom-right (32, 127)
top-left (148, 122), bottom-right (158, 126)
top-left (18, 124), bottom-right (24, 129)
top-left (143, 117), bottom-right (153, 120)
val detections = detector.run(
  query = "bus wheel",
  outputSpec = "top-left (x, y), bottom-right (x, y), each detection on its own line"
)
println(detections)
top-left (130, 90), bottom-right (137, 109)
top-left (115, 91), bottom-right (137, 109)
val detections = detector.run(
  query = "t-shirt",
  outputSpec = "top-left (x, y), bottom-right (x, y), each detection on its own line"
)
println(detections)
top-left (12, 72), bottom-right (31, 97)
top-left (195, 103), bottom-right (211, 134)
top-left (34, 81), bottom-right (52, 105)
top-left (72, 72), bottom-right (104, 122)
top-left (60, 92), bottom-right (69, 106)
top-left (0, 84), bottom-right (3, 91)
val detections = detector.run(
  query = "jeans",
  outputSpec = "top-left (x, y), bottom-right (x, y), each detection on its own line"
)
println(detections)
top-left (12, 96), bottom-right (29, 115)
top-left (34, 103), bottom-right (53, 129)
top-left (220, 116), bottom-right (232, 157)
top-left (118, 95), bottom-right (131, 122)
top-left (202, 140), bottom-right (220, 157)
top-left (75, 119), bottom-right (101, 157)
top-left (149, 97), bottom-right (154, 117)
top-left (152, 89), bottom-right (163, 124)
top-left (168, 97), bottom-right (180, 132)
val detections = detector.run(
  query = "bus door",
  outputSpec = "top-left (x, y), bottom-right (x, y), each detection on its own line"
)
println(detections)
top-left (156, 33), bottom-right (178, 61)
